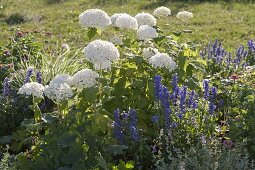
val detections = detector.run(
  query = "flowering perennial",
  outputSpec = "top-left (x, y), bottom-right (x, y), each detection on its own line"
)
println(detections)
top-left (44, 83), bottom-right (73, 103)
top-left (18, 82), bottom-right (44, 98)
top-left (79, 9), bottom-right (111, 28)
top-left (149, 53), bottom-right (177, 71)
top-left (84, 39), bottom-right (120, 65)
top-left (50, 74), bottom-right (71, 85)
top-left (36, 72), bottom-right (42, 84)
top-left (3, 77), bottom-right (10, 97)
top-left (142, 47), bottom-right (159, 59)
top-left (68, 69), bottom-right (99, 89)
top-left (137, 25), bottom-right (158, 40)
top-left (135, 12), bottom-right (156, 27)
top-left (24, 67), bottom-right (33, 84)
top-left (110, 13), bottom-right (129, 27)
top-left (176, 11), bottom-right (193, 22)
top-left (115, 14), bottom-right (138, 30)
top-left (153, 6), bottom-right (171, 18)
top-left (113, 108), bottom-right (140, 144)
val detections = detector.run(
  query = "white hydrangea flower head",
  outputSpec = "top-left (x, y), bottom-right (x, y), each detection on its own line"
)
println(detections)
top-left (110, 36), bottom-right (123, 45)
top-left (135, 12), bottom-right (157, 27)
top-left (69, 69), bottom-right (99, 89)
top-left (94, 60), bottom-right (112, 70)
top-left (143, 47), bottom-right (159, 59)
top-left (18, 82), bottom-right (44, 98)
top-left (153, 6), bottom-right (171, 18)
top-left (110, 13), bottom-right (129, 27)
top-left (50, 74), bottom-right (72, 85)
top-left (115, 14), bottom-right (138, 30)
top-left (137, 25), bottom-right (158, 40)
top-left (84, 39), bottom-right (120, 64)
top-left (79, 9), bottom-right (111, 28)
top-left (44, 83), bottom-right (73, 103)
top-left (149, 53), bottom-right (177, 71)
top-left (176, 11), bottom-right (193, 22)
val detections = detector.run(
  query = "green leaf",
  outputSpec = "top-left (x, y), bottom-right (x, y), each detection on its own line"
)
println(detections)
top-left (82, 86), bottom-right (99, 103)
top-left (0, 135), bottom-right (13, 144)
top-left (125, 161), bottom-right (134, 169)
top-left (87, 27), bottom-right (97, 40)
top-left (107, 145), bottom-right (129, 156)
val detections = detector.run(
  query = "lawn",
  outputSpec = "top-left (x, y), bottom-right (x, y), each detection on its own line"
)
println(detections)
top-left (0, 0), bottom-right (255, 49)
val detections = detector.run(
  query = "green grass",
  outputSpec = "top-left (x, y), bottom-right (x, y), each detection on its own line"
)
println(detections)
top-left (0, 0), bottom-right (255, 50)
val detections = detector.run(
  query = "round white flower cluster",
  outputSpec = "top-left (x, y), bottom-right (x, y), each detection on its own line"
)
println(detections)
top-left (176, 11), bottom-right (193, 22)
top-left (110, 13), bottom-right (129, 27)
top-left (143, 47), bottom-right (159, 59)
top-left (93, 60), bottom-right (112, 70)
top-left (149, 53), bottom-right (177, 71)
top-left (68, 69), bottom-right (99, 89)
top-left (153, 6), bottom-right (171, 18)
top-left (50, 74), bottom-right (72, 85)
top-left (135, 12), bottom-right (156, 27)
top-left (18, 82), bottom-right (44, 98)
top-left (84, 39), bottom-right (120, 64)
top-left (79, 9), bottom-right (111, 28)
top-left (110, 36), bottom-right (123, 45)
top-left (44, 83), bottom-right (73, 103)
top-left (115, 14), bottom-right (138, 30)
top-left (137, 25), bottom-right (158, 40)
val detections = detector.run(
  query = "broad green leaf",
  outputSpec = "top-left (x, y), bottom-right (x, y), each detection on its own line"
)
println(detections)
top-left (107, 145), bottom-right (129, 156)
top-left (87, 27), bottom-right (97, 40)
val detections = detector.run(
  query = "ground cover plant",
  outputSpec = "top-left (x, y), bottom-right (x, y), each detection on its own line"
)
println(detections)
top-left (0, 0), bottom-right (255, 170)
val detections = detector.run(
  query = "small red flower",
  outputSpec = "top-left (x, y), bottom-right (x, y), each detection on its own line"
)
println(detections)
top-left (3, 50), bottom-right (11, 56)
top-left (230, 74), bottom-right (239, 81)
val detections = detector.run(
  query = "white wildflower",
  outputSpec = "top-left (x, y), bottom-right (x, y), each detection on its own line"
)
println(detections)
top-left (79, 9), bottom-right (111, 28)
top-left (115, 14), bottom-right (138, 30)
top-left (110, 36), bottom-right (123, 45)
top-left (62, 43), bottom-right (70, 51)
top-left (143, 47), bottom-right (159, 59)
top-left (44, 83), bottom-right (73, 103)
top-left (18, 82), bottom-right (44, 98)
top-left (153, 6), bottom-right (171, 18)
top-left (84, 39), bottom-right (120, 64)
top-left (110, 13), bottom-right (129, 27)
top-left (176, 11), bottom-right (193, 22)
top-left (93, 60), bottom-right (112, 70)
top-left (50, 74), bottom-right (72, 85)
top-left (137, 25), bottom-right (158, 40)
top-left (69, 69), bottom-right (99, 89)
top-left (135, 12), bottom-right (156, 27)
top-left (149, 53), bottom-right (177, 71)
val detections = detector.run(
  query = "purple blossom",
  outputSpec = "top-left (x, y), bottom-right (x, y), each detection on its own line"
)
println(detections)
top-left (211, 86), bottom-right (217, 101)
top-left (179, 86), bottom-right (187, 114)
top-left (154, 75), bottom-right (162, 100)
top-left (113, 109), bottom-right (125, 144)
top-left (24, 67), bottom-right (33, 84)
top-left (203, 79), bottom-right (210, 100)
top-left (3, 77), bottom-right (10, 97)
top-left (160, 86), bottom-right (171, 130)
top-left (209, 101), bottom-right (216, 115)
top-left (151, 115), bottom-right (159, 124)
top-left (171, 74), bottom-right (179, 106)
top-left (36, 72), bottom-right (42, 84)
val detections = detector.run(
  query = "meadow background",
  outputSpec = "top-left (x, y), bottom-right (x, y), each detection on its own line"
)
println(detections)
top-left (1, 0), bottom-right (255, 48)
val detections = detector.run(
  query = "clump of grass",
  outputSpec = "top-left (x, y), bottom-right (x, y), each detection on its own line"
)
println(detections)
top-left (46, 0), bottom-right (64, 4)
top-left (5, 13), bottom-right (26, 25)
